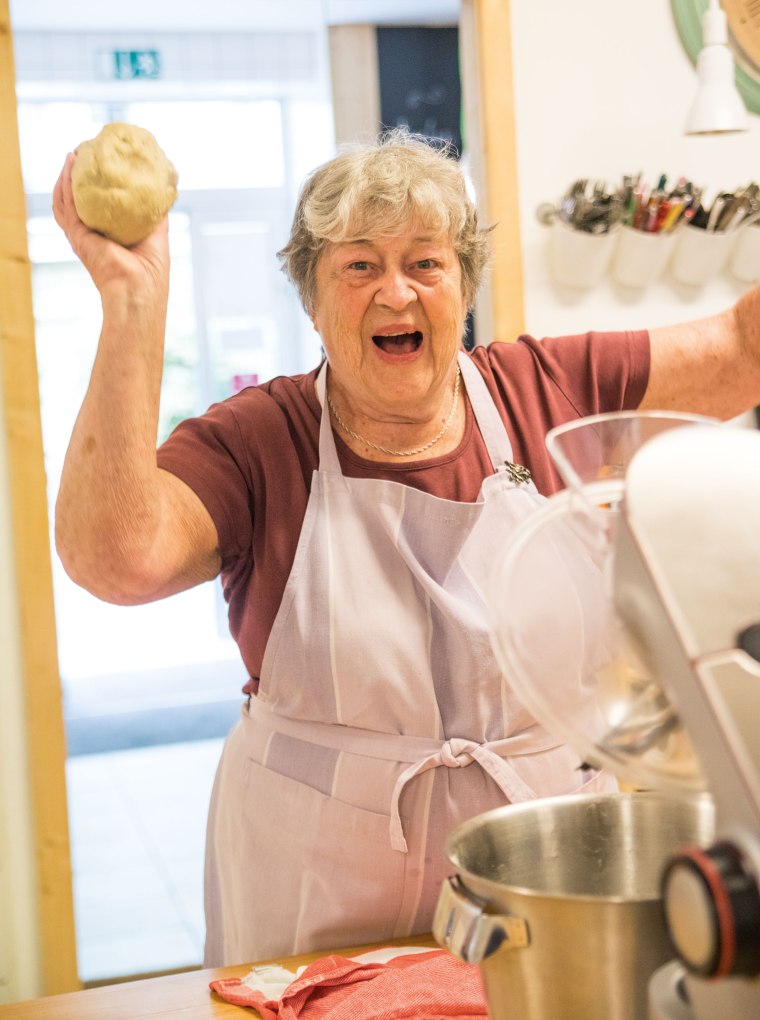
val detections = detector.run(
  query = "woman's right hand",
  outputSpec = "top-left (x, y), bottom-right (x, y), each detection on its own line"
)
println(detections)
top-left (52, 152), bottom-right (170, 305)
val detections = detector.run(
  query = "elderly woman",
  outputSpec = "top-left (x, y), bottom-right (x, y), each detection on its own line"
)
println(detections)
top-left (53, 131), bottom-right (760, 967)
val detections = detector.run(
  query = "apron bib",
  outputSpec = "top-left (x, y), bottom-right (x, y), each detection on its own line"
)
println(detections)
top-left (203, 352), bottom-right (615, 966)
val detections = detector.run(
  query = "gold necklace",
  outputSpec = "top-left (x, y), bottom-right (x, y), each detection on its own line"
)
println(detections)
top-left (327, 366), bottom-right (462, 458)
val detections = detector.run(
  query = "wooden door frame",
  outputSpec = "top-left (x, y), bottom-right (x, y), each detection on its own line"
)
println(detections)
top-left (460, 0), bottom-right (524, 343)
top-left (0, 1), bottom-right (79, 995)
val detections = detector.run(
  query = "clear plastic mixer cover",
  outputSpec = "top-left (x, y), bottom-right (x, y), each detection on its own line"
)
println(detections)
top-left (485, 482), bottom-right (705, 792)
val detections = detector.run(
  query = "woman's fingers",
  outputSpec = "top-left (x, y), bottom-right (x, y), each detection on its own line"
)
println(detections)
top-left (51, 151), bottom-right (171, 299)
top-left (52, 153), bottom-right (73, 229)
top-left (52, 153), bottom-right (122, 277)
top-left (52, 152), bottom-right (96, 258)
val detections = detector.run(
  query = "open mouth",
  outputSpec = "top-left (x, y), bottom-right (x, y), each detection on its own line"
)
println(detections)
top-left (372, 331), bottom-right (423, 355)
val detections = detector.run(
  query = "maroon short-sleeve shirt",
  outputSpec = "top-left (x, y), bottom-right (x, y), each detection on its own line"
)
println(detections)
top-left (157, 331), bottom-right (649, 690)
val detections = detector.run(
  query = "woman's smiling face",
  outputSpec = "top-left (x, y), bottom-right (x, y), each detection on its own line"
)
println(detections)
top-left (310, 223), bottom-right (467, 422)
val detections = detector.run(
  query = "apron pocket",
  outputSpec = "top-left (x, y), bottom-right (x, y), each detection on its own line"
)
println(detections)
top-left (241, 759), bottom-right (409, 955)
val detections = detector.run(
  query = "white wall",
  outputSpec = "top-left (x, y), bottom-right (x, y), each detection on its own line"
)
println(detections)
top-left (510, 0), bottom-right (757, 341)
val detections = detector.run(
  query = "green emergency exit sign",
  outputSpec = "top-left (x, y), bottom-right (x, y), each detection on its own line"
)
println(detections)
top-left (108, 50), bottom-right (161, 80)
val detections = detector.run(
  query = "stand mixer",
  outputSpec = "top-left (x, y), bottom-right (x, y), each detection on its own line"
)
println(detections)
top-left (613, 421), bottom-right (760, 1018)
top-left (486, 412), bottom-right (760, 1019)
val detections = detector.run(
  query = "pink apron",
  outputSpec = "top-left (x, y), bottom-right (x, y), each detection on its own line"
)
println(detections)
top-left (203, 352), bottom-right (615, 966)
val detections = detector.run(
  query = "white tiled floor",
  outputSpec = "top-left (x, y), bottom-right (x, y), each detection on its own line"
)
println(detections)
top-left (65, 738), bottom-right (224, 983)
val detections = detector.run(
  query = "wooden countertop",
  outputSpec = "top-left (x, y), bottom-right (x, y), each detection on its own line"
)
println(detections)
top-left (1, 935), bottom-right (438, 1019)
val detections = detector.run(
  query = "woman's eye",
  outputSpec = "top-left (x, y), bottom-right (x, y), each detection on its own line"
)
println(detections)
top-left (348, 260), bottom-right (371, 271)
top-left (416, 259), bottom-right (437, 270)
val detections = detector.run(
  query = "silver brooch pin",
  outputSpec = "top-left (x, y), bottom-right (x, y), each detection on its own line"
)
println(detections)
top-left (504, 461), bottom-right (532, 485)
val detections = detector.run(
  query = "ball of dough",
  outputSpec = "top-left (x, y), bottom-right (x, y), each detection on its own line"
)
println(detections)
top-left (71, 123), bottom-right (178, 247)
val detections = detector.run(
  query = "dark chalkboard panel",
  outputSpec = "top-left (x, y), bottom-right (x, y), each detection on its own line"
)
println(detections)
top-left (377, 26), bottom-right (462, 154)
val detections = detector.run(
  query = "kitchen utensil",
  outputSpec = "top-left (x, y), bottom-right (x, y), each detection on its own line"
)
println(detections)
top-left (434, 791), bottom-right (715, 1020)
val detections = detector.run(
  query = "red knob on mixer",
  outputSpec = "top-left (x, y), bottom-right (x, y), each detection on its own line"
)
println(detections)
top-left (662, 841), bottom-right (760, 978)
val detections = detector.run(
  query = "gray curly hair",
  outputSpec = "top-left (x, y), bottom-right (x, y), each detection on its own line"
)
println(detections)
top-left (277, 129), bottom-right (492, 313)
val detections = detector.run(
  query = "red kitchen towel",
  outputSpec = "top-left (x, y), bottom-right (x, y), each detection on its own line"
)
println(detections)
top-left (209, 948), bottom-right (488, 1019)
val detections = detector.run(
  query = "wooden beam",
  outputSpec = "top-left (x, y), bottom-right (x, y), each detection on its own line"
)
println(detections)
top-left (328, 25), bottom-right (380, 146)
top-left (0, 1), bottom-right (80, 994)
top-left (460, 0), bottom-right (524, 342)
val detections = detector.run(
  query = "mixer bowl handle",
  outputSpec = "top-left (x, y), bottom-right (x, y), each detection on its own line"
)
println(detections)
top-left (433, 875), bottom-right (530, 963)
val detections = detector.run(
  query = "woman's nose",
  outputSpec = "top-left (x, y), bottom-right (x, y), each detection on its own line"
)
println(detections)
top-left (374, 269), bottom-right (417, 309)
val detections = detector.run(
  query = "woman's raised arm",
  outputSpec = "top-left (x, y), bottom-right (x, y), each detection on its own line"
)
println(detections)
top-left (52, 153), bottom-right (220, 605)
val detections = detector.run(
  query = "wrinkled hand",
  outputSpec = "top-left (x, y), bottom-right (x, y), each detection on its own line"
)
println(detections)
top-left (52, 152), bottom-right (170, 302)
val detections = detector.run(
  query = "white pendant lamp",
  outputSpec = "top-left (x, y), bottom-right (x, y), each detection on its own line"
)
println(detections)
top-left (685, 0), bottom-right (748, 134)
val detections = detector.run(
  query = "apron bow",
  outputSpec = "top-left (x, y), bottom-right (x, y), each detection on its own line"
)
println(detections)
top-left (389, 735), bottom-right (547, 853)
top-left (439, 738), bottom-right (476, 768)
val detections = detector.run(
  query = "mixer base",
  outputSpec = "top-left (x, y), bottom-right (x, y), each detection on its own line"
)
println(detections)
top-left (649, 961), bottom-right (760, 1019)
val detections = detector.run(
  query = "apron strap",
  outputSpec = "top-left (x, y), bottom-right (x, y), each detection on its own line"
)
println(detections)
top-left (315, 360), bottom-right (342, 473)
top-left (456, 352), bottom-right (516, 471)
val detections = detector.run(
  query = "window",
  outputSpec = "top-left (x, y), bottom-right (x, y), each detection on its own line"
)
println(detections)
top-left (18, 84), bottom-right (333, 980)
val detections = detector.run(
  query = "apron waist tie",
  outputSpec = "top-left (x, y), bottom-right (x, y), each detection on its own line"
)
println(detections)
top-left (389, 737), bottom-right (549, 852)
top-left (247, 697), bottom-right (563, 853)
